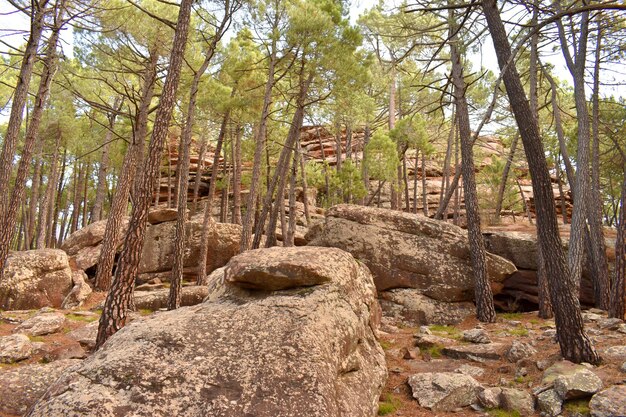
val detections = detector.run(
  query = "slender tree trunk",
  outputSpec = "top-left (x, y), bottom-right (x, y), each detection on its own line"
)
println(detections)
top-left (556, 153), bottom-right (569, 224)
top-left (81, 160), bottom-right (90, 229)
top-left (91, 99), bottom-right (121, 222)
top-left (439, 116), bottom-right (455, 214)
top-left (191, 135), bottom-right (208, 217)
top-left (362, 125), bottom-right (371, 204)
top-left (413, 150), bottom-right (419, 214)
top-left (422, 152), bottom-right (428, 216)
top-left (240, 9), bottom-right (280, 252)
top-left (96, 0), bottom-right (194, 349)
top-left (196, 108), bottom-right (231, 284)
top-left (51, 148), bottom-right (67, 248)
top-left (285, 141), bottom-right (299, 247)
top-left (483, 0), bottom-right (599, 364)
top-left (449, 12), bottom-right (496, 322)
top-left (253, 69), bottom-right (312, 249)
top-left (220, 146), bottom-right (230, 223)
top-left (610, 167), bottom-right (626, 319)
top-left (28, 150), bottom-right (43, 249)
top-left (0, 0), bottom-right (48, 224)
top-left (389, 65), bottom-right (398, 211)
top-left (93, 49), bottom-right (158, 292)
top-left (232, 124), bottom-right (242, 224)
top-left (297, 139), bottom-right (310, 225)
top-left (589, 19), bottom-right (610, 309)
top-left (0, 6), bottom-right (62, 272)
top-left (36, 131), bottom-right (62, 249)
top-left (495, 135), bottom-right (518, 221)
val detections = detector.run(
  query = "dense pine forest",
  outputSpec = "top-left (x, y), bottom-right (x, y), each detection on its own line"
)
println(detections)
top-left (1, 1), bottom-right (626, 416)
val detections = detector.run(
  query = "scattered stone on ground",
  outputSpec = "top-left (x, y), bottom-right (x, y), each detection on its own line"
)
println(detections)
top-left (589, 385), bottom-right (626, 417)
top-left (14, 312), bottom-right (66, 336)
top-left (0, 333), bottom-right (33, 363)
top-left (407, 372), bottom-right (481, 411)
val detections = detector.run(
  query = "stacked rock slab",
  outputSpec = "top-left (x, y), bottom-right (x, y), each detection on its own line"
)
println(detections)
top-left (28, 246), bottom-right (387, 417)
top-left (306, 204), bottom-right (516, 324)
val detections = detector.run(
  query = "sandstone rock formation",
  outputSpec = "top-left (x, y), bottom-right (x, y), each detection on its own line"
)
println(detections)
top-left (28, 246), bottom-right (387, 417)
top-left (307, 204), bottom-right (516, 324)
top-left (0, 249), bottom-right (73, 309)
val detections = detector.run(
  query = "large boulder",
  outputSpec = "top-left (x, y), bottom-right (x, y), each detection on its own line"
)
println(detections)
top-left (28, 246), bottom-right (386, 417)
top-left (306, 205), bottom-right (516, 302)
top-left (407, 372), bottom-right (481, 411)
top-left (60, 219), bottom-right (110, 255)
top-left (138, 220), bottom-right (241, 279)
top-left (0, 249), bottom-right (73, 309)
top-left (589, 386), bottom-right (626, 417)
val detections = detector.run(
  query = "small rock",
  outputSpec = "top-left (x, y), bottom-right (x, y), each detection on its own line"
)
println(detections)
top-left (536, 388), bottom-right (563, 417)
top-left (61, 271), bottom-right (92, 309)
top-left (380, 323), bottom-right (399, 333)
top-left (515, 367), bottom-right (528, 378)
top-left (407, 372), bottom-right (481, 411)
top-left (582, 312), bottom-right (603, 322)
top-left (542, 361), bottom-right (588, 385)
top-left (602, 345), bottom-right (626, 360)
top-left (42, 342), bottom-right (87, 362)
top-left (477, 387), bottom-right (501, 409)
top-left (589, 385), bottom-right (626, 417)
top-left (537, 354), bottom-right (562, 371)
top-left (66, 321), bottom-right (98, 349)
top-left (597, 317), bottom-right (623, 330)
top-left (455, 364), bottom-right (485, 377)
top-left (620, 362), bottom-right (626, 373)
top-left (14, 312), bottom-right (65, 336)
top-left (500, 387), bottom-right (534, 416)
top-left (0, 334), bottom-right (33, 363)
top-left (462, 328), bottom-right (491, 344)
top-left (402, 347), bottom-right (420, 360)
top-left (442, 343), bottom-right (504, 361)
top-left (414, 334), bottom-right (453, 348)
top-left (554, 368), bottom-right (603, 400)
top-left (506, 340), bottom-right (537, 362)
top-left (616, 323), bottom-right (626, 334)
top-left (418, 325), bottom-right (432, 335)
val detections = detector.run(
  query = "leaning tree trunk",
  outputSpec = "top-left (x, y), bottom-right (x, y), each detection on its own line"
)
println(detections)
top-left (96, 0), bottom-right (194, 350)
top-left (482, 0), bottom-right (599, 364)
top-left (93, 50), bottom-right (158, 292)
top-left (231, 124), bottom-right (242, 224)
top-left (449, 11), bottom-right (496, 322)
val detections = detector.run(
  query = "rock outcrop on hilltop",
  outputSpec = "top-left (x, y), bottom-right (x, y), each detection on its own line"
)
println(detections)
top-left (28, 246), bottom-right (387, 417)
top-left (306, 204), bottom-right (517, 324)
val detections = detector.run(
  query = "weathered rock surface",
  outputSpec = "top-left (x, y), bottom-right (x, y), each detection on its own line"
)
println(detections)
top-left (407, 372), bottom-right (481, 411)
top-left (67, 321), bottom-right (98, 350)
top-left (499, 388), bottom-right (534, 415)
top-left (484, 231), bottom-right (538, 270)
top-left (554, 368), bottom-right (603, 400)
top-left (138, 220), bottom-right (241, 279)
top-left (133, 286), bottom-right (209, 311)
top-left (589, 385), bottom-right (626, 417)
top-left (602, 345), bottom-right (626, 360)
top-left (0, 249), bottom-right (73, 309)
top-left (0, 359), bottom-right (81, 416)
top-left (307, 205), bottom-right (516, 301)
top-left (536, 388), bottom-right (563, 417)
top-left (0, 333), bottom-right (33, 363)
top-left (462, 328), bottom-right (491, 344)
top-left (60, 219), bottom-right (110, 255)
top-left (61, 270), bottom-right (92, 309)
top-left (147, 208), bottom-right (180, 224)
top-left (379, 289), bottom-right (475, 325)
top-left (442, 343), bottom-right (505, 361)
top-left (28, 246), bottom-right (386, 417)
top-left (14, 312), bottom-right (66, 336)
top-left (505, 340), bottom-right (537, 363)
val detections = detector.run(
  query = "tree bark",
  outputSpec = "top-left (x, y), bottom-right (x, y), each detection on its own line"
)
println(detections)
top-left (495, 135), bottom-right (518, 220)
top-left (191, 134), bottom-right (208, 217)
top-left (96, 0), bottom-right (194, 349)
top-left (610, 168), bottom-right (626, 319)
top-left (449, 10), bottom-right (496, 322)
top-left (93, 48), bottom-right (159, 292)
top-left (482, 0), bottom-right (599, 364)
top-left (231, 124), bottom-right (242, 224)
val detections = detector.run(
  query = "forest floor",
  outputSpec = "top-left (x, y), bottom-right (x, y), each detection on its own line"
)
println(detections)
top-left (1, 294), bottom-right (625, 417)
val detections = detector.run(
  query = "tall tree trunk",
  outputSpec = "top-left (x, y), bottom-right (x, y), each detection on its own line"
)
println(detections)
top-left (449, 12), bottom-right (496, 322)
top-left (0, 5), bottom-right (62, 273)
top-left (91, 98), bottom-right (122, 222)
top-left (96, 0), bottom-right (194, 349)
top-left (589, 18), bottom-right (610, 309)
top-left (495, 135), bottom-right (518, 220)
top-left (28, 149), bottom-right (43, 249)
top-left (610, 167), bottom-right (626, 319)
top-left (252, 69), bottom-right (312, 249)
top-left (168, 26), bottom-right (224, 309)
top-left (191, 134), bottom-right (208, 217)
top-left (93, 49), bottom-right (159, 291)
top-left (413, 150), bottom-right (419, 214)
top-left (389, 65), bottom-right (398, 211)
top-left (298, 139), bottom-right (311, 226)
top-left (232, 124), bottom-right (242, 224)
top-left (0, 0), bottom-right (48, 226)
top-left (220, 146), bottom-right (230, 223)
top-left (285, 141), bottom-right (299, 247)
top-left (36, 131), bottom-right (62, 249)
top-left (81, 160), bottom-right (90, 229)
top-left (51, 148), bottom-right (68, 248)
top-left (422, 152), bottom-right (428, 216)
top-left (240, 8), bottom-right (280, 252)
top-left (362, 125), bottom-right (371, 204)
top-left (196, 109), bottom-right (231, 284)
top-left (483, 0), bottom-right (599, 364)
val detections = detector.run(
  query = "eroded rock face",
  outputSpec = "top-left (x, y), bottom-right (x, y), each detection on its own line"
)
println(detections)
top-left (407, 372), bottom-right (481, 411)
top-left (139, 220), bottom-right (241, 278)
top-left (0, 249), bottom-right (73, 310)
top-left (307, 205), bottom-right (516, 302)
top-left (589, 385), bottom-right (626, 417)
top-left (28, 247), bottom-right (387, 417)
top-left (379, 289), bottom-right (475, 325)
top-left (0, 334), bottom-right (33, 363)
